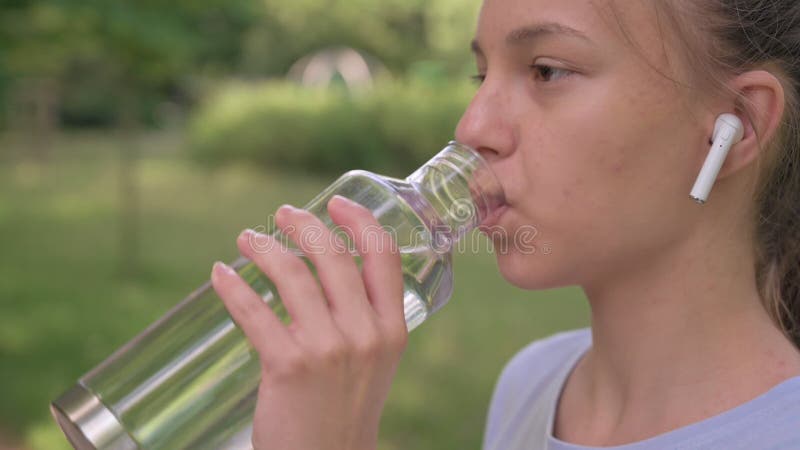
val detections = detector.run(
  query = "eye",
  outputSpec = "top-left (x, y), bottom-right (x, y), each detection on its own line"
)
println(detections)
top-left (470, 64), bottom-right (573, 86)
top-left (530, 64), bottom-right (573, 83)
top-left (470, 73), bottom-right (486, 85)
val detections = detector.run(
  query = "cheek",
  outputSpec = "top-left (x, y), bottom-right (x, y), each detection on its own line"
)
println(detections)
top-left (510, 79), bottom-right (697, 282)
top-left (545, 73), bottom-right (691, 208)
top-left (522, 110), bottom-right (629, 224)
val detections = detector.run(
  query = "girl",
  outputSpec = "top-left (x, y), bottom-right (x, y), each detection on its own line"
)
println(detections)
top-left (211, 0), bottom-right (800, 448)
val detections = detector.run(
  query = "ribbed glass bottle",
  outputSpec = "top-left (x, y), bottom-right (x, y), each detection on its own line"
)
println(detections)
top-left (50, 141), bottom-right (505, 450)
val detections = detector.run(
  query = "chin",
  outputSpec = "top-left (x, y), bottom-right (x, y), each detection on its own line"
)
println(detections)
top-left (494, 249), bottom-right (573, 290)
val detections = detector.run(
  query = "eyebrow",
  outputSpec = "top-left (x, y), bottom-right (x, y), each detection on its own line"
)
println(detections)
top-left (470, 22), bottom-right (592, 54)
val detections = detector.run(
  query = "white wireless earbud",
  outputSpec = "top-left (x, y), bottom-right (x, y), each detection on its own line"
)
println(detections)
top-left (689, 113), bottom-right (745, 204)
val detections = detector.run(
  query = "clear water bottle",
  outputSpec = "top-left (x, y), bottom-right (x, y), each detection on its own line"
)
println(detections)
top-left (50, 141), bottom-right (505, 449)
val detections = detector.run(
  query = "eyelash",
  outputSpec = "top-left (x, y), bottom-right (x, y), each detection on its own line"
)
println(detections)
top-left (471, 64), bottom-right (574, 85)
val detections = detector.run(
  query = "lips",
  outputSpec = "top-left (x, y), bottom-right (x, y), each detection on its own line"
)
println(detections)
top-left (479, 203), bottom-right (509, 230)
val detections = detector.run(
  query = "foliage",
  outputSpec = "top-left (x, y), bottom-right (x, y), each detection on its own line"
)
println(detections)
top-left (188, 78), bottom-right (477, 175)
top-left (0, 0), bottom-right (482, 128)
top-left (241, 0), bottom-right (481, 76)
top-left (0, 0), bottom-right (258, 127)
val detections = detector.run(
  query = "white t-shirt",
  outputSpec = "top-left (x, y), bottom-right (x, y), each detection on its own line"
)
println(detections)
top-left (483, 328), bottom-right (800, 450)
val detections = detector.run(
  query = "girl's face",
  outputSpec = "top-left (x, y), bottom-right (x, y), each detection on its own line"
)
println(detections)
top-left (456, 0), bottom-right (712, 289)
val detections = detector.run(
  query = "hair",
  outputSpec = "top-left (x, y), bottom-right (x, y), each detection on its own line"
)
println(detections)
top-left (612, 0), bottom-right (800, 347)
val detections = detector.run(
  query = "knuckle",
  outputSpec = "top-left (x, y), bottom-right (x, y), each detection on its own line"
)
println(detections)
top-left (233, 298), bottom-right (260, 323)
top-left (273, 248), bottom-right (308, 276)
top-left (220, 289), bottom-right (259, 324)
top-left (270, 349), bottom-right (309, 379)
top-left (366, 227), bottom-right (399, 262)
top-left (315, 338), bottom-right (348, 366)
top-left (358, 224), bottom-right (389, 255)
top-left (285, 257), bottom-right (308, 276)
top-left (353, 338), bottom-right (382, 360)
top-left (352, 326), bottom-right (386, 360)
top-left (386, 327), bottom-right (409, 353)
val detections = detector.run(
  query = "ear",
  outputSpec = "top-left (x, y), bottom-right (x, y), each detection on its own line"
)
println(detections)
top-left (717, 69), bottom-right (786, 179)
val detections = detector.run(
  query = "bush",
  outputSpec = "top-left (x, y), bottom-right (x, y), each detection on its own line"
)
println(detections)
top-left (187, 78), bottom-right (475, 175)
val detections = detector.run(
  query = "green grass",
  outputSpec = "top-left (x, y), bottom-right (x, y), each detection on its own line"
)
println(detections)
top-left (0, 131), bottom-right (589, 449)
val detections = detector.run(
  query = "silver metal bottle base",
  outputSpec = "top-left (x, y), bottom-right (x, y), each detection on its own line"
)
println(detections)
top-left (50, 383), bottom-right (139, 450)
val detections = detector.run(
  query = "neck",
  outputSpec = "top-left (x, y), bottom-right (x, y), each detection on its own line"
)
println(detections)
top-left (576, 208), bottom-right (800, 438)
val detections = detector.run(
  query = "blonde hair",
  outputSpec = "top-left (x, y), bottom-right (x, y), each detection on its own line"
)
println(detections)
top-left (611, 0), bottom-right (800, 346)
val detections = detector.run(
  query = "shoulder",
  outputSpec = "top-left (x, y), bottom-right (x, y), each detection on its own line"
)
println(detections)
top-left (496, 328), bottom-right (591, 396)
top-left (483, 328), bottom-right (591, 442)
top-left (505, 327), bottom-right (592, 371)
top-left (689, 376), bottom-right (800, 449)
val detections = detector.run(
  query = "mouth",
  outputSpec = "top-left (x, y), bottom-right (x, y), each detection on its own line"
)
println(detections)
top-left (478, 203), bottom-right (510, 231)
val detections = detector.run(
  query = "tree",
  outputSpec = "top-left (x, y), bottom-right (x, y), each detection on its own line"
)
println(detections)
top-left (0, 0), bottom-right (257, 275)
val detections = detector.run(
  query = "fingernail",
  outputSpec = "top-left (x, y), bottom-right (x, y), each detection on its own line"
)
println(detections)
top-left (213, 261), bottom-right (234, 276)
top-left (245, 226), bottom-right (271, 236)
top-left (331, 195), bottom-right (357, 207)
top-left (238, 228), bottom-right (255, 243)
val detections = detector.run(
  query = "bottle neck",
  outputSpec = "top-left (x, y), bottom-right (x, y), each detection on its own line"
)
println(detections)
top-left (404, 141), bottom-right (505, 251)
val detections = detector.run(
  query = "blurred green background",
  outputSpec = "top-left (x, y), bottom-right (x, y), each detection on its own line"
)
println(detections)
top-left (0, 0), bottom-right (589, 448)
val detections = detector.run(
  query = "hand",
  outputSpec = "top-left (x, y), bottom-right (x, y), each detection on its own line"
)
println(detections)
top-left (211, 195), bottom-right (408, 450)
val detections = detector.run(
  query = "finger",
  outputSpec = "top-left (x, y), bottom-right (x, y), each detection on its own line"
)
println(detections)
top-left (275, 204), bottom-right (374, 325)
top-left (211, 261), bottom-right (296, 361)
top-left (327, 196), bottom-right (406, 340)
top-left (236, 227), bottom-right (333, 331)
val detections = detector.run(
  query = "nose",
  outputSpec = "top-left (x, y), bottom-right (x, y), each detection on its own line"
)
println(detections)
top-left (454, 79), bottom-right (516, 160)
